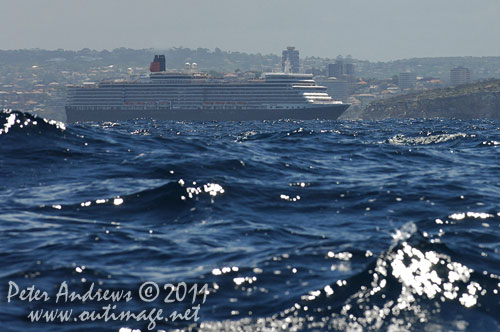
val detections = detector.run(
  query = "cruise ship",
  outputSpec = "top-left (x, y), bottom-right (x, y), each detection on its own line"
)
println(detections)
top-left (65, 55), bottom-right (350, 122)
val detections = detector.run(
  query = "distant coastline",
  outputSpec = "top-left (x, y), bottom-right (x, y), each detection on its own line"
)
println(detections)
top-left (2, 48), bottom-right (500, 121)
top-left (347, 79), bottom-right (500, 120)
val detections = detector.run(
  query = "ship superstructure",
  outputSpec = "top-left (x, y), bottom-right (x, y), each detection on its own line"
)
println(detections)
top-left (65, 56), bottom-right (349, 122)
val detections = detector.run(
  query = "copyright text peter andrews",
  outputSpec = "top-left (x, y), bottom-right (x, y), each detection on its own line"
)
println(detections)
top-left (6, 280), bottom-right (209, 330)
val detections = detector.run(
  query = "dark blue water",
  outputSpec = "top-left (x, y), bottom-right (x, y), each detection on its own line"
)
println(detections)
top-left (2, 109), bottom-right (500, 332)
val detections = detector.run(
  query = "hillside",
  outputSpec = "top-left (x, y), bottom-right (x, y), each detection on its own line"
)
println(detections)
top-left (354, 80), bottom-right (500, 120)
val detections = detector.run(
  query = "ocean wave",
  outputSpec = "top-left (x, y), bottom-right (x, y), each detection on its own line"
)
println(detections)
top-left (3, 116), bottom-right (500, 331)
top-left (387, 133), bottom-right (469, 145)
top-left (0, 109), bottom-right (66, 135)
top-left (179, 216), bottom-right (500, 331)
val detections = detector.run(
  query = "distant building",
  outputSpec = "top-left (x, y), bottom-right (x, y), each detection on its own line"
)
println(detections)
top-left (398, 72), bottom-right (416, 90)
top-left (450, 67), bottom-right (472, 86)
top-left (328, 61), bottom-right (344, 78)
top-left (329, 80), bottom-right (349, 102)
top-left (306, 67), bottom-right (325, 76)
top-left (282, 46), bottom-right (300, 73)
top-left (344, 63), bottom-right (355, 76)
top-left (327, 61), bottom-right (355, 79)
top-left (317, 77), bottom-right (349, 102)
top-left (325, 60), bottom-right (356, 100)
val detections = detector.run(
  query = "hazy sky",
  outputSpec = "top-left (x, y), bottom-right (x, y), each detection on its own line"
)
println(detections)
top-left (1, 0), bottom-right (499, 61)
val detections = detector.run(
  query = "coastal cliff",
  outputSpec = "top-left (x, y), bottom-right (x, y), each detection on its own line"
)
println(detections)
top-left (350, 79), bottom-right (500, 120)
